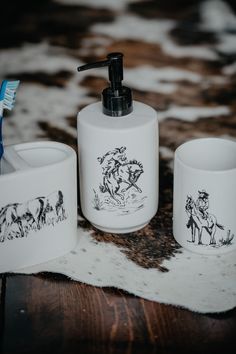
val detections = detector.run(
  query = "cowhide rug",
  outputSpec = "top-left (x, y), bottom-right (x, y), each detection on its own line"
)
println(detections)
top-left (0, 0), bottom-right (236, 313)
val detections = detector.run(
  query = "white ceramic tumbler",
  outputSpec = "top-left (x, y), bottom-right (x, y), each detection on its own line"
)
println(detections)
top-left (173, 137), bottom-right (236, 255)
top-left (0, 141), bottom-right (78, 272)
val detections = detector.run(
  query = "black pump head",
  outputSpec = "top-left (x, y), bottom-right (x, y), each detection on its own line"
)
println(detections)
top-left (77, 53), bottom-right (133, 117)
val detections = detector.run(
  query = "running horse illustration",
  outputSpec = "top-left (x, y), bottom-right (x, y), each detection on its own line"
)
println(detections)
top-left (0, 190), bottom-right (66, 243)
top-left (185, 194), bottom-right (224, 245)
top-left (0, 197), bottom-right (44, 242)
top-left (98, 147), bottom-right (144, 205)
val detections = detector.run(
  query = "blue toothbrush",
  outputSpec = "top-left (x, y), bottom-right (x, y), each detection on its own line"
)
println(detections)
top-left (0, 80), bottom-right (20, 161)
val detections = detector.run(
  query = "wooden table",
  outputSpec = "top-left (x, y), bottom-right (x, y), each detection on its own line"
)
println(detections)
top-left (0, 273), bottom-right (235, 354)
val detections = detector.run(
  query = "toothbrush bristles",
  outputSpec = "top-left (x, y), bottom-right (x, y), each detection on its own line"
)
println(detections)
top-left (2, 80), bottom-right (20, 111)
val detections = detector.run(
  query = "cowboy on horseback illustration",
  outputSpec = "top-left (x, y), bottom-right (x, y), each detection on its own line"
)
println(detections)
top-left (196, 190), bottom-right (209, 220)
top-left (185, 190), bottom-right (225, 246)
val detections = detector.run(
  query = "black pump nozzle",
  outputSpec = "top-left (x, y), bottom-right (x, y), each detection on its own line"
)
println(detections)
top-left (77, 53), bottom-right (133, 117)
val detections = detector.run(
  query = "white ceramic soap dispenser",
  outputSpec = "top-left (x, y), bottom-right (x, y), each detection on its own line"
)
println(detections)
top-left (77, 53), bottom-right (159, 233)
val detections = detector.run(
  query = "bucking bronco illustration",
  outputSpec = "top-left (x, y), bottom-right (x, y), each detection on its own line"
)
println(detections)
top-left (94, 147), bottom-right (146, 213)
top-left (185, 190), bottom-right (234, 247)
top-left (0, 190), bottom-right (67, 243)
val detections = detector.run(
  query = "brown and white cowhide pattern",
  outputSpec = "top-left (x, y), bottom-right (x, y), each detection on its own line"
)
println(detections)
top-left (1, 0), bottom-right (236, 275)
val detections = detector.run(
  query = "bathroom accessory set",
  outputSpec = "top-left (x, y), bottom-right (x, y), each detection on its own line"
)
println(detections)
top-left (1, 53), bottom-right (236, 275)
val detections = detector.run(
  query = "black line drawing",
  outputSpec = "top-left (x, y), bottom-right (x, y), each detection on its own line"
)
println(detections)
top-left (93, 146), bottom-right (146, 214)
top-left (0, 190), bottom-right (67, 243)
top-left (185, 190), bottom-right (234, 247)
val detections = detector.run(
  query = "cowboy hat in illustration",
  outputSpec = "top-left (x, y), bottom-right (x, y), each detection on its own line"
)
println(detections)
top-left (198, 190), bottom-right (209, 197)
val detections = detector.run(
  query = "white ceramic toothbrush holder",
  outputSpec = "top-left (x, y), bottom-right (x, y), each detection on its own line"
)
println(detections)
top-left (0, 141), bottom-right (78, 272)
top-left (173, 137), bottom-right (236, 255)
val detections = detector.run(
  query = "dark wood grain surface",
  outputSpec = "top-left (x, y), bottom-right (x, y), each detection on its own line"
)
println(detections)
top-left (0, 273), bottom-right (235, 354)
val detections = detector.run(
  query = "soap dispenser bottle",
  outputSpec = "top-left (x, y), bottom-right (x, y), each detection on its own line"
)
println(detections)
top-left (77, 53), bottom-right (159, 233)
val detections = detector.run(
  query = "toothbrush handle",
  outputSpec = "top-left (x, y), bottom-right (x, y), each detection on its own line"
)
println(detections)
top-left (4, 145), bottom-right (31, 170)
top-left (0, 116), bottom-right (3, 160)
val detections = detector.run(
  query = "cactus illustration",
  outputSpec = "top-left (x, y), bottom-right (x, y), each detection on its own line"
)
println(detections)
top-left (93, 189), bottom-right (103, 210)
top-left (219, 229), bottom-right (234, 246)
